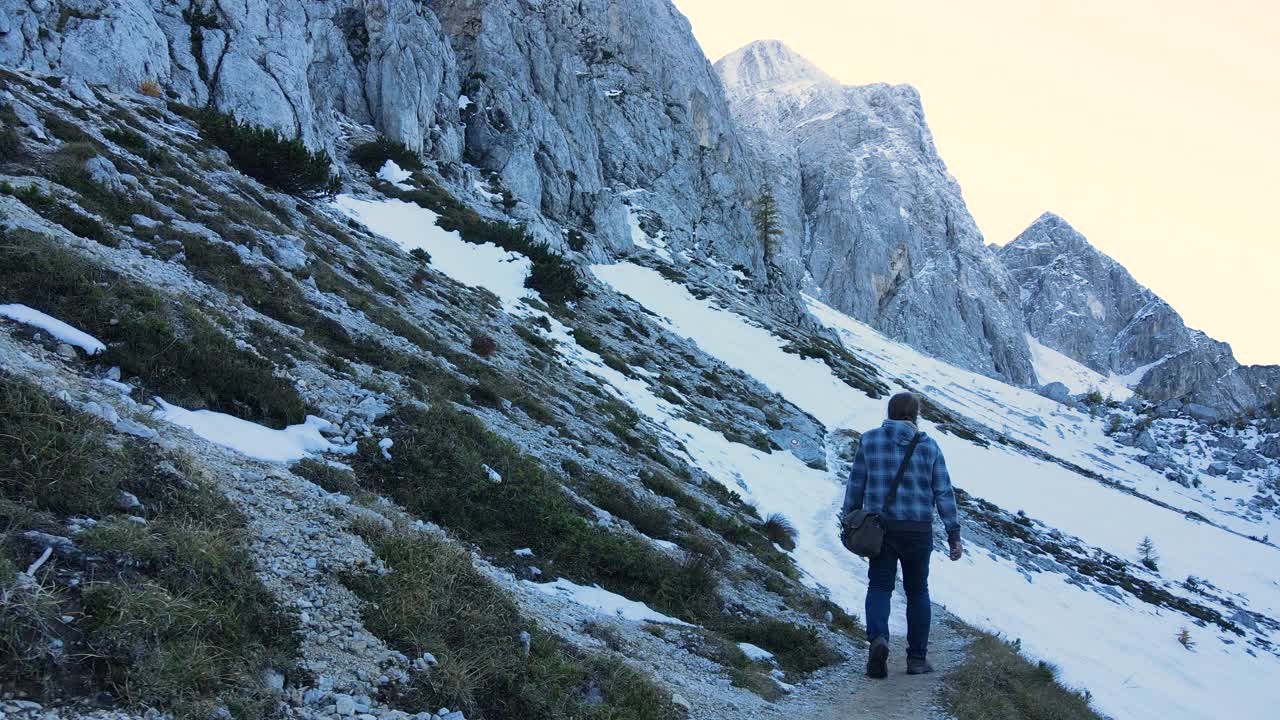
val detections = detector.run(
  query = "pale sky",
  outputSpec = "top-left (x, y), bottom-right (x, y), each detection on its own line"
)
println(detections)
top-left (674, 0), bottom-right (1279, 366)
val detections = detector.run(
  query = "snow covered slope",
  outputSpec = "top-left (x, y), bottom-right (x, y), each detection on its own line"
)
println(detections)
top-left (589, 262), bottom-right (1280, 720)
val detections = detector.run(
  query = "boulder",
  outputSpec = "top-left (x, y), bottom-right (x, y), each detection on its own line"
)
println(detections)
top-left (1134, 430), bottom-right (1159, 453)
top-left (1037, 382), bottom-right (1072, 404)
top-left (1184, 403), bottom-right (1221, 423)
top-left (769, 429), bottom-right (825, 470)
top-left (1232, 450), bottom-right (1266, 471)
top-left (1205, 462), bottom-right (1229, 477)
top-left (1256, 437), bottom-right (1280, 460)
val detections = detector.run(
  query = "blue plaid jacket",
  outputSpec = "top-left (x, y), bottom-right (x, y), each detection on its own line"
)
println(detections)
top-left (842, 419), bottom-right (961, 542)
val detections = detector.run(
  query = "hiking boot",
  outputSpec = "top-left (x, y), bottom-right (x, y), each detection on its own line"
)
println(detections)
top-left (906, 656), bottom-right (934, 675)
top-left (866, 637), bottom-right (889, 679)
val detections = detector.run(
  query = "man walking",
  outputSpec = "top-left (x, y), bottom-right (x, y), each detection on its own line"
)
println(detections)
top-left (843, 392), bottom-right (963, 678)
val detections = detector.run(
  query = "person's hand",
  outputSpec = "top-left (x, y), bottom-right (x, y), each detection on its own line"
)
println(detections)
top-left (948, 539), bottom-right (963, 561)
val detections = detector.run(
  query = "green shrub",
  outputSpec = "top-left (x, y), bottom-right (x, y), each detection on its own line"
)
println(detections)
top-left (581, 475), bottom-right (674, 541)
top-left (197, 109), bottom-right (339, 197)
top-left (346, 526), bottom-right (676, 720)
top-left (470, 334), bottom-right (499, 358)
top-left (349, 137), bottom-right (422, 174)
top-left (291, 458), bottom-right (360, 495)
top-left (0, 231), bottom-right (308, 427)
top-left (0, 125), bottom-right (20, 161)
top-left (762, 513), bottom-right (797, 551)
top-left (79, 477), bottom-right (298, 719)
top-left (719, 619), bottom-right (841, 675)
top-left (352, 405), bottom-right (719, 622)
top-left (942, 632), bottom-right (1100, 720)
top-left (103, 126), bottom-right (149, 152)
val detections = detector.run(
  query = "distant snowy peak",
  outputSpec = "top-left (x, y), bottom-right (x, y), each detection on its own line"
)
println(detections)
top-left (715, 39), bottom-right (837, 97)
top-left (999, 212), bottom-right (1277, 414)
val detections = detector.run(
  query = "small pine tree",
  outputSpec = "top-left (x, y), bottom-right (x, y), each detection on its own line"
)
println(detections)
top-left (1138, 536), bottom-right (1160, 571)
top-left (752, 183), bottom-right (783, 276)
top-left (1176, 627), bottom-right (1195, 650)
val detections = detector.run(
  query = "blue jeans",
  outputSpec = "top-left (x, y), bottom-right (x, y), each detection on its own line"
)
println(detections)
top-left (865, 529), bottom-right (933, 658)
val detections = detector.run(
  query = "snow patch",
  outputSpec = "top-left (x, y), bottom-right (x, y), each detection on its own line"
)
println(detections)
top-left (529, 578), bottom-right (693, 626)
top-left (375, 160), bottom-right (412, 189)
top-left (1026, 334), bottom-right (1133, 399)
top-left (333, 196), bottom-right (533, 309)
top-left (0, 304), bottom-right (106, 355)
top-left (154, 400), bottom-right (350, 463)
top-left (737, 642), bottom-right (774, 661)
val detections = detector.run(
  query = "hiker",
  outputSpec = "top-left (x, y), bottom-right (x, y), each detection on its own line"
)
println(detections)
top-left (842, 391), bottom-right (962, 679)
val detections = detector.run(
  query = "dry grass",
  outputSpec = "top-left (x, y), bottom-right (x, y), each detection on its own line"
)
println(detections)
top-left (942, 629), bottom-right (1102, 720)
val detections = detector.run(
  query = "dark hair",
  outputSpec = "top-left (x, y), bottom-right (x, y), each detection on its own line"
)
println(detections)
top-left (887, 392), bottom-right (920, 423)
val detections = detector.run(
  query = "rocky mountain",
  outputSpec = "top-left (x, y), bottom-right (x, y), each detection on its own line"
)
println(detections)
top-left (1000, 212), bottom-right (1280, 414)
top-left (2, 5), bottom-right (1279, 720)
top-left (715, 40), bottom-right (1036, 385)
top-left (430, 0), bottom-right (765, 271)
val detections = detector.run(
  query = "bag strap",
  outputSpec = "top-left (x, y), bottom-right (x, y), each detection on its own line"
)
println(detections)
top-left (881, 433), bottom-right (922, 515)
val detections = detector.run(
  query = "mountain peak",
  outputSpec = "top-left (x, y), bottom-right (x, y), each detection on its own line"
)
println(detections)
top-left (1005, 211), bottom-right (1093, 254)
top-left (714, 39), bottom-right (835, 94)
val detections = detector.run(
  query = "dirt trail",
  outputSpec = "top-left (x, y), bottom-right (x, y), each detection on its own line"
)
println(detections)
top-left (780, 608), bottom-right (966, 720)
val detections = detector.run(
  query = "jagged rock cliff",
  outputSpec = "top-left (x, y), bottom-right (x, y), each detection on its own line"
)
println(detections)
top-left (0, 0), bottom-right (768, 271)
top-left (431, 0), bottom-right (763, 267)
top-left (715, 40), bottom-right (1036, 385)
top-left (0, 0), bottom-right (465, 160)
top-left (999, 212), bottom-right (1279, 413)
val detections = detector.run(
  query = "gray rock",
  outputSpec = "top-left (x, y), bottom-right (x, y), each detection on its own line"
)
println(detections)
top-left (1037, 382), bottom-right (1071, 404)
top-left (1141, 454), bottom-right (1173, 471)
top-left (1215, 435), bottom-right (1245, 451)
top-left (67, 77), bottom-right (98, 106)
top-left (0, 0), bottom-right (462, 160)
top-left (1134, 430), bottom-right (1159, 453)
top-left (22, 530), bottom-right (79, 557)
top-left (130, 213), bottom-right (160, 229)
top-left (117, 490), bottom-right (143, 511)
top-left (1184, 403), bottom-right (1221, 423)
top-left (1231, 609), bottom-right (1259, 632)
top-left (998, 213), bottom-right (1279, 415)
top-left (1256, 437), bottom-right (1280, 460)
top-left (1233, 450), bottom-right (1266, 471)
top-left (768, 428), bottom-right (824, 468)
top-left (716, 40), bottom-right (1034, 384)
top-left (1206, 462), bottom-right (1229, 477)
top-left (84, 155), bottom-right (129, 194)
top-left (334, 695), bottom-right (356, 717)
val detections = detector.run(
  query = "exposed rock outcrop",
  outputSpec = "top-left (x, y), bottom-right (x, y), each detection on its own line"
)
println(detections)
top-left (715, 40), bottom-right (1035, 384)
top-left (431, 0), bottom-right (763, 265)
top-left (999, 212), bottom-right (1279, 413)
top-left (0, 0), bottom-right (463, 159)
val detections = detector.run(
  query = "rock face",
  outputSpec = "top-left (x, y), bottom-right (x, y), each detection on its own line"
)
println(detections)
top-left (0, 0), bottom-right (463, 159)
top-left (430, 0), bottom-right (763, 264)
top-left (999, 212), bottom-right (1279, 413)
top-left (715, 40), bottom-right (1035, 385)
top-left (2, 0), bottom-right (766, 268)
